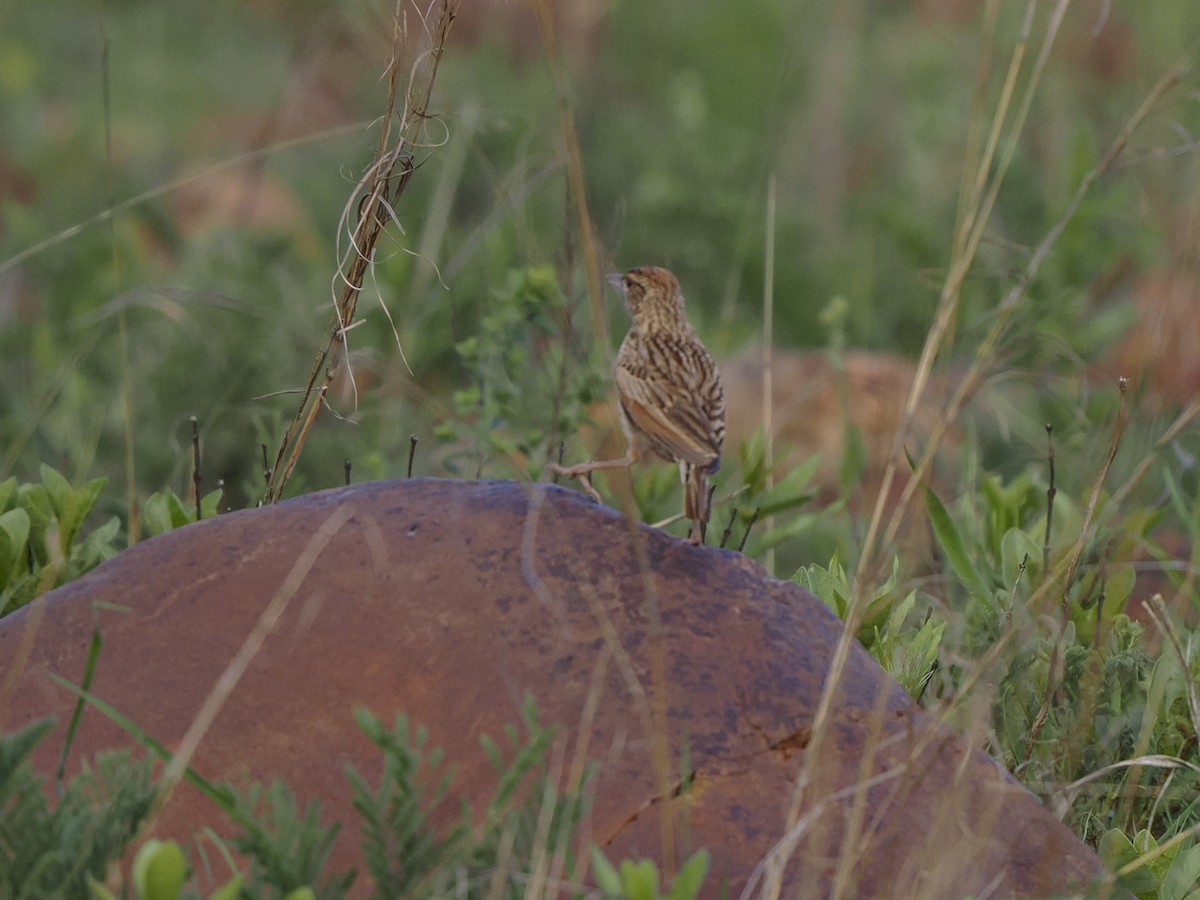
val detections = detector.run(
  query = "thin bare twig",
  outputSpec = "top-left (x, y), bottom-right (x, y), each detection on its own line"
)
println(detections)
top-left (190, 416), bottom-right (202, 521)
top-left (737, 508), bottom-right (761, 554)
top-left (1042, 424), bottom-right (1056, 581)
top-left (1023, 379), bottom-right (1130, 763)
top-left (1144, 596), bottom-right (1200, 743)
top-left (719, 507), bottom-right (739, 550)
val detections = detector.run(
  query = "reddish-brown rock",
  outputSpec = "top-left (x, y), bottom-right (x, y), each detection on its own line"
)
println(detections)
top-left (0, 479), bottom-right (1104, 897)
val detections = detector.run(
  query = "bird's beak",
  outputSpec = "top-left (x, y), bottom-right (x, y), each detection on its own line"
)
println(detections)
top-left (606, 272), bottom-right (625, 292)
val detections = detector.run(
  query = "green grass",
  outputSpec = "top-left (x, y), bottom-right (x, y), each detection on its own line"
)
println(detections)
top-left (1, 0), bottom-right (1199, 895)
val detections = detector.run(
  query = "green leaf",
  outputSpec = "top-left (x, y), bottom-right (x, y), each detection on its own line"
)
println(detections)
top-left (281, 888), bottom-right (315, 900)
top-left (133, 839), bottom-right (187, 900)
top-left (667, 849), bottom-right (709, 900)
top-left (1101, 565), bottom-right (1135, 621)
top-left (143, 490), bottom-right (192, 537)
top-left (61, 477), bottom-right (107, 552)
top-left (999, 527), bottom-right (1040, 589)
top-left (73, 516), bottom-right (121, 574)
top-left (1099, 828), bottom-right (1135, 867)
top-left (884, 589), bottom-right (917, 634)
top-left (0, 476), bottom-right (16, 512)
top-left (756, 456), bottom-right (819, 516)
top-left (455, 336), bottom-right (479, 361)
top-left (86, 874), bottom-right (121, 900)
top-left (199, 489), bottom-right (223, 520)
top-left (453, 385), bottom-right (481, 414)
top-left (923, 485), bottom-right (990, 599)
top-left (39, 463), bottom-right (74, 513)
top-left (620, 858), bottom-right (661, 900)
top-left (837, 420), bottom-right (867, 494)
top-left (1099, 829), bottom-right (1159, 894)
top-left (591, 847), bottom-right (623, 896)
top-left (207, 873), bottom-right (246, 900)
top-left (0, 507), bottom-right (31, 579)
top-left (142, 493), bottom-right (170, 538)
top-left (794, 556), bottom-right (849, 619)
top-left (17, 483), bottom-right (53, 564)
top-left (897, 617), bottom-right (945, 697)
top-left (1162, 840), bottom-right (1200, 900)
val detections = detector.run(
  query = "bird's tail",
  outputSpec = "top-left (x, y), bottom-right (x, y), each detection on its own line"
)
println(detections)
top-left (684, 464), bottom-right (711, 545)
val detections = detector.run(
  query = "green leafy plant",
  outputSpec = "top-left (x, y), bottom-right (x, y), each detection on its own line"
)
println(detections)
top-left (347, 698), bottom-right (591, 899)
top-left (795, 554), bottom-right (945, 698)
top-left (436, 265), bottom-right (606, 478)
top-left (731, 429), bottom-right (823, 555)
top-left (912, 462), bottom-right (1199, 857)
top-left (1099, 828), bottom-right (1200, 900)
top-left (142, 487), bottom-right (224, 539)
top-left (0, 469), bottom-right (226, 620)
top-left (10, 685), bottom-right (602, 899)
top-left (591, 847), bottom-right (709, 900)
top-left (86, 838), bottom-right (253, 900)
top-left (0, 718), bottom-right (156, 899)
top-left (0, 464), bottom-right (120, 617)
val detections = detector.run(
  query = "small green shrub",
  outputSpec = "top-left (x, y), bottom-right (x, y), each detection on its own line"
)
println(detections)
top-left (0, 718), bottom-right (155, 899)
top-left (0, 468), bottom-right (224, 621)
top-left (591, 847), bottom-right (709, 900)
top-left (0, 696), bottom-right (608, 899)
top-left (0, 464), bottom-right (120, 617)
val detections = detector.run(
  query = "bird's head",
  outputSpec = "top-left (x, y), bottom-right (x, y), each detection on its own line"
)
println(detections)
top-left (609, 266), bottom-right (687, 332)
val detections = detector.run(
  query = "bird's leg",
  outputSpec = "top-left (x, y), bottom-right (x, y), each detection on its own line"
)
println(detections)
top-left (545, 453), bottom-right (636, 504)
top-left (546, 454), bottom-right (635, 480)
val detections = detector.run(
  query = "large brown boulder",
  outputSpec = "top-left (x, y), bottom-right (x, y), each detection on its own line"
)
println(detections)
top-left (0, 479), bottom-right (1105, 897)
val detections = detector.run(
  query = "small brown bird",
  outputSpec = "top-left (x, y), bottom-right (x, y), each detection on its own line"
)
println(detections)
top-left (551, 266), bottom-right (725, 544)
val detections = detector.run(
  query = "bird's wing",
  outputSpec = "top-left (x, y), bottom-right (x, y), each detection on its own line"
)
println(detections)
top-left (615, 348), bottom-right (721, 467)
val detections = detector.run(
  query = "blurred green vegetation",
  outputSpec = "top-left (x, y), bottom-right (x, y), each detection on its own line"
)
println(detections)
top-left (2, 0), bottom-right (1196, 510)
top-left (2, 0), bottom-right (1199, 889)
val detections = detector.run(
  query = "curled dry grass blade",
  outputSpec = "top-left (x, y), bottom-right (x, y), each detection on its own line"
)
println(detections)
top-left (263, 0), bottom-right (464, 503)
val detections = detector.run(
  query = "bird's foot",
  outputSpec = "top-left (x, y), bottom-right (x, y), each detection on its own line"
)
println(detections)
top-left (546, 462), bottom-right (604, 504)
top-left (546, 461), bottom-right (593, 480)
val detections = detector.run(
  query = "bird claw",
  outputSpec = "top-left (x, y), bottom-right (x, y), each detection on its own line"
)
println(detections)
top-left (577, 476), bottom-right (604, 505)
top-left (545, 462), bottom-right (604, 504)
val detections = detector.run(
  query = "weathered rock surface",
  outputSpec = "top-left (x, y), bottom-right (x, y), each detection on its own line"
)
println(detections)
top-left (0, 479), bottom-right (1105, 897)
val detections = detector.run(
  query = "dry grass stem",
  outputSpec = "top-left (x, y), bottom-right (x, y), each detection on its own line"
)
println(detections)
top-left (873, 54), bottom-right (1189, 578)
top-left (263, 0), bottom-right (463, 503)
top-left (854, 0), bottom-right (1070, 592)
top-left (761, 174), bottom-right (777, 576)
top-left (137, 504), bottom-right (354, 842)
top-left (531, 0), bottom-right (607, 354)
top-left (765, 27), bottom-right (1192, 899)
top-left (1144, 595), bottom-right (1200, 744)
